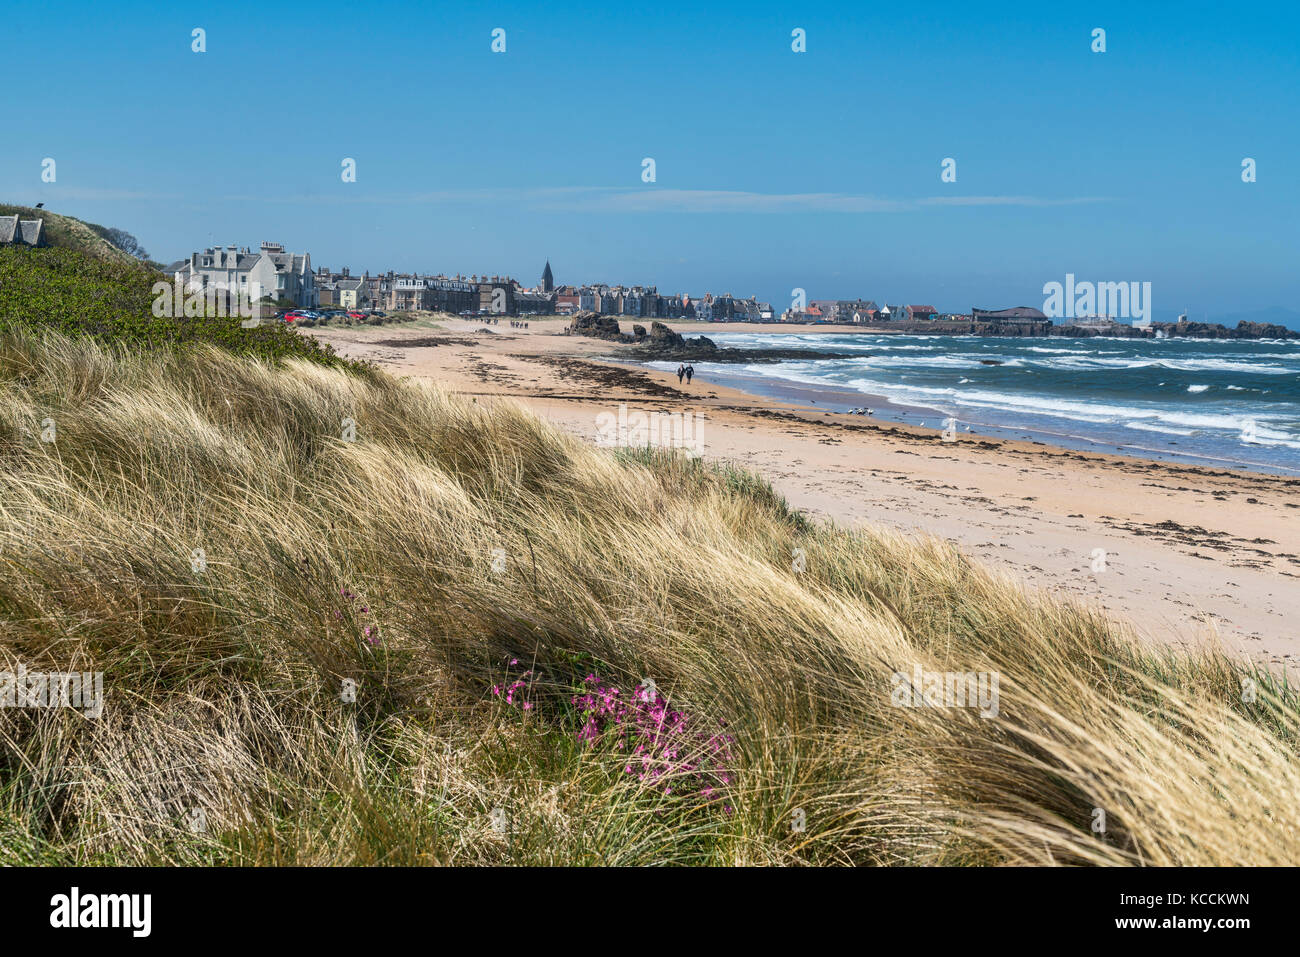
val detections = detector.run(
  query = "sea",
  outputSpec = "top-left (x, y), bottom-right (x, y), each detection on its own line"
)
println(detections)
top-left (645, 333), bottom-right (1300, 476)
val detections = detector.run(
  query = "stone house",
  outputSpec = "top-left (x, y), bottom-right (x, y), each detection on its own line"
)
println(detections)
top-left (0, 215), bottom-right (43, 246)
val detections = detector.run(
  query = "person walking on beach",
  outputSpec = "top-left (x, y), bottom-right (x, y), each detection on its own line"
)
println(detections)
top-left (676, 364), bottom-right (685, 384)
top-left (685, 364), bottom-right (694, 384)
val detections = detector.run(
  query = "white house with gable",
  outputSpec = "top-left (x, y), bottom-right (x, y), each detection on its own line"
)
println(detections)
top-left (172, 241), bottom-right (317, 308)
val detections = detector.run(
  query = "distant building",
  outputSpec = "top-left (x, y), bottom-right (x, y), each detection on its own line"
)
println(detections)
top-left (173, 241), bottom-right (316, 308)
top-left (622, 287), bottom-right (647, 317)
top-left (809, 300), bottom-right (843, 321)
top-left (554, 286), bottom-right (580, 314)
top-left (1065, 315), bottom-right (1122, 330)
top-left (389, 275), bottom-right (476, 313)
top-left (390, 277), bottom-right (428, 312)
top-left (0, 215), bottom-right (43, 246)
top-left (905, 304), bottom-right (938, 321)
top-left (540, 260), bottom-right (554, 293)
top-left (657, 293), bottom-right (687, 318)
top-left (338, 278), bottom-right (369, 310)
top-left (708, 294), bottom-right (762, 321)
top-left (851, 302), bottom-right (879, 323)
top-left (364, 272), bottom-right (394, 309)
top-left (809, 299), bottom-right (876, 322)
top-left (478, 276), bottom-right (518, 315)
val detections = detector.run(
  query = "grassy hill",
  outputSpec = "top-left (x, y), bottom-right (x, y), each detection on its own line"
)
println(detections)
top-left (0, 204), bottom-right (142, 265)
top-left (0, 205), bottom-right (349, 368)
top-left (0, 330), bottom-right (1295, 865)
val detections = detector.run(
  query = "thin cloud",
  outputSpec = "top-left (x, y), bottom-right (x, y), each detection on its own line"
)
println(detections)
top-left (559, 190), bottom-right (1110, 213)
top-left (543, 189), bottom-right (910, 213)
top-left (917, 195), bottom-right (1109, 208)
top-left (207, 186), bottom-right (1110, 212)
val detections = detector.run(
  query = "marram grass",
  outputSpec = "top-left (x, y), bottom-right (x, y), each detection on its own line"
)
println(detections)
top-left (0, 329), bottom-right (1296, 866)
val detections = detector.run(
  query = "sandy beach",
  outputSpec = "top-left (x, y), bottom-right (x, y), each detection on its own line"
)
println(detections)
top-left (308, 315), bottom-right (1300, 669)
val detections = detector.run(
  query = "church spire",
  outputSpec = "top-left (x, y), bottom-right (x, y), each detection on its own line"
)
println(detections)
top-left (541, 260), bottom-right (554, 293)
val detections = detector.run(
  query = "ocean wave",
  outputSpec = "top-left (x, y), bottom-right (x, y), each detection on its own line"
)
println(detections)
top-left (1045, 355), bottom-right (1297, 374)
top-left (1125, 422), bottom-right (1198, 437)
top-left (838, 375), bottom-right (1295, 435)
top-left (641, 337), bottom-right (1300, 465)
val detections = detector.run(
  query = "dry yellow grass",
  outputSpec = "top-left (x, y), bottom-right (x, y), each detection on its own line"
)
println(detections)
top-left (0, 329), bottom-right (1295, 865)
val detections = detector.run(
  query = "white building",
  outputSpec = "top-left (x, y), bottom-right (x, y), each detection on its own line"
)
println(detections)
top-left (172, 241), bottom-right (316, 308)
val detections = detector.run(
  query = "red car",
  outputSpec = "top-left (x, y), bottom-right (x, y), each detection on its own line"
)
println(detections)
top-left (347, 311), bottom-right (366, 319)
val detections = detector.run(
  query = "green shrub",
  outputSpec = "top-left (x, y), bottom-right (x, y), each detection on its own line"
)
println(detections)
top-left (0, 246), bottom-right (350, 368)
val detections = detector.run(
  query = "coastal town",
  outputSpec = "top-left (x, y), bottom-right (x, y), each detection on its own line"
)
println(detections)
top-left (166, 240), bottom-right (1042, 323)
top-left (3, 218), bottom-right (1292, 338)
top-left (159, 239), bottom-right (1297, 339)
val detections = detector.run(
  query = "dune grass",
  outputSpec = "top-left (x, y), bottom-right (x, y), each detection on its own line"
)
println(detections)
top-left (0, 328), bottom-right (1296, 866)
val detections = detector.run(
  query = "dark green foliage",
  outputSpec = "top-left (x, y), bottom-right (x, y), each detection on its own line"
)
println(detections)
top-left (0, 246), bottom-right (350, 367)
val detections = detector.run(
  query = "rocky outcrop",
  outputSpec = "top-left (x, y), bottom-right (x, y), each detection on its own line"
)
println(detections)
top-left (1051, 320), bottom-right (1299, 339)
top-left (1233, 321), bottom-right (1299, 340)
top-left (647, 321), bottom-right (683, 343)
top-left (567, 313), bottom-right (858, 362)
top-left (566, 310), bottom-right (631, 340)
top-left (567, 311), bottom-right (630, 341)
top-left (568, 312), bottom-right (1298, 344)
top-left (1050, 325), bottom-right (1149, 338)
top-left (629, 321), bottom-right (719, 358)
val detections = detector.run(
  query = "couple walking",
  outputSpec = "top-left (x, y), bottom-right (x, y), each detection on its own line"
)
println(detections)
top-left (676, 363), bottom-right (695, 385)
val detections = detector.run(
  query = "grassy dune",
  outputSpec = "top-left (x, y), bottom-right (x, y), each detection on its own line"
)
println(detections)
top-left (0, 329), bottom-right (1296, 865)
top-left (0, 205), bottom-right (141, 265)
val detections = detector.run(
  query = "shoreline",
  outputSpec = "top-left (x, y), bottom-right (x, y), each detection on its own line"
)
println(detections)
top-left (635, 359), bottom-right (1300, 478)
top-left (307, 316), bottom-right (1300, 671)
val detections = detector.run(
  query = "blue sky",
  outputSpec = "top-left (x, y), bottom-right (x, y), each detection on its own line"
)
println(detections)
top-left (5, 0), bottom-right (1298, 324)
